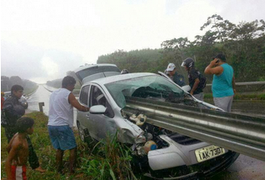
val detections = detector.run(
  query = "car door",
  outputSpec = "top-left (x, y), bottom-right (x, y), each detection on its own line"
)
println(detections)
top-left (89, 85), bottom-right (117, 141)
top-left (78, 84), bottom-right (97, 139)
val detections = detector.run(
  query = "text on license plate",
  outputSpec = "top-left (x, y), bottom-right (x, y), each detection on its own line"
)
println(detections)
top-left (195, 145), bottom-right (225, 162)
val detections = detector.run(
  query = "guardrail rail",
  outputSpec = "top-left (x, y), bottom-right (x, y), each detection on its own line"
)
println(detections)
top-left (122, 98), bottom-right (265, 161)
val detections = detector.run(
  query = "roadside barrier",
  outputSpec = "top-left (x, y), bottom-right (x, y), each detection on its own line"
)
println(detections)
top-left (122, 97), bottom-right (265, 161)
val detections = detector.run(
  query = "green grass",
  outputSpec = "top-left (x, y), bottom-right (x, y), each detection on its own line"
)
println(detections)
top-left (1, 112), bottom-right (136, 180)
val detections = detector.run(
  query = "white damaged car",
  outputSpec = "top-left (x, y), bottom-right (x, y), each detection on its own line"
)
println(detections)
top-left (75, 65), bottom-right (239, 179)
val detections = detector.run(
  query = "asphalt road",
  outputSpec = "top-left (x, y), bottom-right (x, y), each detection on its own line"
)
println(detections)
top-left (27, 85), bottom-right (265, 180)
top-left (214, 155), bottom-right (265, 180)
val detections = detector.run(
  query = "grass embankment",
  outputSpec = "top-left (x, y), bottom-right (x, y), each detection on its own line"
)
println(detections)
top-left (1, 112), bottom-right (136, 180)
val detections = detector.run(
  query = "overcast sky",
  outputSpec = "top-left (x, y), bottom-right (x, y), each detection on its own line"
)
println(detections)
top-left (1, 0), bottom-right (265, 83)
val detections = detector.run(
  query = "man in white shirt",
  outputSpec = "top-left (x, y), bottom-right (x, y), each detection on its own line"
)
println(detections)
top-left (48, 76), bottom-right (89, 174)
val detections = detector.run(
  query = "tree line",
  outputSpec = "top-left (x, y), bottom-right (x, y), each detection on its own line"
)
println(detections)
top-left (97, 14), bottom-right (265, 82)
top-left (1, 76), bottom-right (38, 94)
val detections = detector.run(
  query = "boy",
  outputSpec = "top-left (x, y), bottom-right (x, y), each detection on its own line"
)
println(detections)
top-left (6, 117), bottom-right (34, 180)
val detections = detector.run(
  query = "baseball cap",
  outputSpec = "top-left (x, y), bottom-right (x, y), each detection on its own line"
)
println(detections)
top-left (166, 63), bottom-right (176, 72)
top-left (214, 53), bottom-right (226, 62)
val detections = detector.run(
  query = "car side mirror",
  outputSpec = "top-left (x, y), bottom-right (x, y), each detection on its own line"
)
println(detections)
top-left (89, 105), bottom-right (106, 114)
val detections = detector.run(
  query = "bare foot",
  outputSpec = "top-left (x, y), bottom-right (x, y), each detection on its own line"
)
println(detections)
top-left (34, 166), bottom-right (46, 173)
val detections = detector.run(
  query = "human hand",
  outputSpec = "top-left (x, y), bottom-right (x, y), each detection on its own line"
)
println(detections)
top-left (83, 106), bottom-right (90, 112)
top-left (210, 59), bottom-right (219, 66)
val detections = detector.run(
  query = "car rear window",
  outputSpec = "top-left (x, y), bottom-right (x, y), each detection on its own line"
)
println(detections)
top-left (76, 66), bottom-right (120, 80)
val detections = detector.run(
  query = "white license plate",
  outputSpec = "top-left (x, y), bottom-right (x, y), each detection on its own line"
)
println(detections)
top-left (195, 145), bottom-right (225, 162)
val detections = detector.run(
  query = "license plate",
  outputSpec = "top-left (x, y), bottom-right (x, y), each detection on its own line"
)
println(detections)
top-left (195, 145), bottom-right (225, 162)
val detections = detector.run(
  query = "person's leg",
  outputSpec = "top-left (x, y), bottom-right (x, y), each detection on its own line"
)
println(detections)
top-left (227, 95), bottom-right (234, 113)
top-left (55, 125), bottom-right (77, 174)
top-left (59, 126), bottom-right (77, 174)
top-left (213, 97), bottom-right (228, 112)
top-left (193, 93), bottom-right (204, 101)
top-left (49, 125), bottom-right (63, 173)
top-left (69, 147), bottom-right (77, 174)
top-left (56, 149), bottom-right (64, 173)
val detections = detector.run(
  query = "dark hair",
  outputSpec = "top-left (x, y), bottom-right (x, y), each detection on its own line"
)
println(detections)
top-left (214, 53), bottom-right (226, 62)
top-left (16, 117), bottom-right (34, 133)
top-left (11, 85), bottom-right (24, 94)
top-left (62, 76), bottom-right (76, 88)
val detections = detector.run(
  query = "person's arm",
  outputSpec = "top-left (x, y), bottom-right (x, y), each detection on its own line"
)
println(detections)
top-left (190, 78), bottom-right (200, 95)
top-left (232, 75), bottom-right (236, 94)
top-left (68, 93), bottom-right (89, 112)
top-left (6, 143), bottom-right (21, 180)
top-left (204, 59), bottom-right (223, 75)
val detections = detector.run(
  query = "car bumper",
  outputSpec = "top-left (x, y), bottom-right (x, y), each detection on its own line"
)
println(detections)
top-left (146, 151), bottom-right (239, 179)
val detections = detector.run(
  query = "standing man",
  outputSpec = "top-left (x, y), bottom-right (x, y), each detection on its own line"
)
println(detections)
top-left (204, 53), bottom-right (236, 112)
top-left (2, 85), bottom-right (45, 172)
top-left (181, 58), bottom-right (206, 101)
top-left (48, 76), bottom-right (89, 174)
top-left (165, 63), bottom-right (185, 86)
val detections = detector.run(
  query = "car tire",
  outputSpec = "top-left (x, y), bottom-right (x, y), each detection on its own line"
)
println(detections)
top-left (77, 121), bottom-right (89, 142)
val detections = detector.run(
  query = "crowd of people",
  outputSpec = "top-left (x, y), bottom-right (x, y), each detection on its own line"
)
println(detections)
top-left (1, 53), bottom-right (235, 179)
top-left (164, 53), bottom-right (235, 112)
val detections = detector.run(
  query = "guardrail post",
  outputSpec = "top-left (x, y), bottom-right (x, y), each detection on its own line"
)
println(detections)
top-left (39, 102), bottom-right (45, 112)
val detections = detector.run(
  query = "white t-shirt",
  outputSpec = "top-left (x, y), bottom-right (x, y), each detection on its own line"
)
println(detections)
top-left (48, 88), bottom-right (74, 127)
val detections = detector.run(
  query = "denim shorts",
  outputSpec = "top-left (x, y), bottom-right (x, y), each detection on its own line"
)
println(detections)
top-left (48, 125), bottom-right (77, 151)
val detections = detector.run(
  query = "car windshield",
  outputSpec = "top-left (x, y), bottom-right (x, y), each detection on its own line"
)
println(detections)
top-left (105, 75), bottom-right (185, 108)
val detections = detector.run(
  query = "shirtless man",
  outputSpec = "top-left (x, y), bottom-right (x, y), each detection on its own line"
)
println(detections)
top-left (6, 117), bottom-right (34, 180)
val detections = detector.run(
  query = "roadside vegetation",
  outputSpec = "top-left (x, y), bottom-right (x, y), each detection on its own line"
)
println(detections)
top-left (98, 14), bottom-right (265, 83)
top-left (1, 111), bottom-right (136, 180)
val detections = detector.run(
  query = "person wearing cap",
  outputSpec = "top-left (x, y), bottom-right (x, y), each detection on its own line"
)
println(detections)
top-left (204, 53), bottom-right (236, 112)
top-left (121, 69), bottom-right (129, 74)
top-left (181, 58), bottom-right (206, 101)
top-left (165, 63), bottom-right (185, 86)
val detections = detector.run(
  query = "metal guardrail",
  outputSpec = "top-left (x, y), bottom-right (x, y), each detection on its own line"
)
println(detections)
top-left (122, 98), bottom-right (265, 161)
top-left (206, 81), bottom-right (265, 86)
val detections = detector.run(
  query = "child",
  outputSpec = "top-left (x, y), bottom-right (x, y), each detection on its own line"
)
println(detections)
top-left (6, 117), bottom-right (34, 180)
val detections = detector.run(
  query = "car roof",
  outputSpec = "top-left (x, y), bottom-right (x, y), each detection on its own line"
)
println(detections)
top-left (87, 72), bottom-right (156, 86)
top-left (74, 63), bottom-right (118, 73)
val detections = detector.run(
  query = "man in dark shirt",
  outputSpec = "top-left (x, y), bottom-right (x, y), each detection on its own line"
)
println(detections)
top-left (181, 58), bottom-right (205, 101)
top-left (165, 63), bottom-right (185, 86)
top-left (3, 85), bottom-right (45, 172)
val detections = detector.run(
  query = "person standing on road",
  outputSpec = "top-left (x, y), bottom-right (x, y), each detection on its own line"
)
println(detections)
top-left (204, 53), bottom-right (236, 112)
top-left (48, 76), bottom-right (89, 174)
top-left (165, 63), bottom-right (185, 86)
top-left (2, 85), bottom-right (45, 173)
top-left (181, 58), bottom-right (206, 101)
